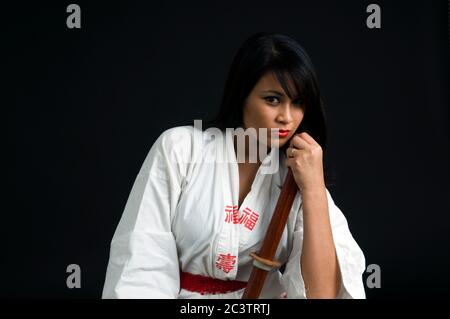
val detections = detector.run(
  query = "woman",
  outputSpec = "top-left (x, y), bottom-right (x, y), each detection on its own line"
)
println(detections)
top-left (102, 32), bottom-right (366, 299)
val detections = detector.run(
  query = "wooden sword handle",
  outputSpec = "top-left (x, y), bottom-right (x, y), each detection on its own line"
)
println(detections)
top-left (242, 169), bottom-right (298, 299)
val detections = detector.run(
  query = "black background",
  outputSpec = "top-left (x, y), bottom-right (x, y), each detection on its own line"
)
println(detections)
top-left (6, 0), bottom-right (449, 299)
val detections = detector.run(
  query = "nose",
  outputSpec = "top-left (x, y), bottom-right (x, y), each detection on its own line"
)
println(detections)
top-left (275, 103), bottom-right (293, 124)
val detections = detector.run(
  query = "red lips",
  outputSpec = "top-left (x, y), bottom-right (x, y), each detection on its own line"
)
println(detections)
top-left (278, 129), bottom-right (290, 138)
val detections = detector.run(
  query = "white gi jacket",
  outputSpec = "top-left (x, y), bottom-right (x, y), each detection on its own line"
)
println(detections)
top-left (102, 125), bottom-right (366, 299)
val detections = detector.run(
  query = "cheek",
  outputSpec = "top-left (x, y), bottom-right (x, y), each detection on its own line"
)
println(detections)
top-left (256, 104), bottom-right (278, 121)
top-left (244, 102), bottom-right (270, 127)
top-left (294, 109), bottom-right (305, 124)
top-left (258, 108), bottom-right (275, 126)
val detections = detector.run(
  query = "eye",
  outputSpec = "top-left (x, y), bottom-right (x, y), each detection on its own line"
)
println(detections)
top-left (264, 96), bottom-right (281, 105)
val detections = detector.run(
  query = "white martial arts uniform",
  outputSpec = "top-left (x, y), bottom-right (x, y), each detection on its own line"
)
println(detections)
top-left (102, 125), bottom-right (366, 299)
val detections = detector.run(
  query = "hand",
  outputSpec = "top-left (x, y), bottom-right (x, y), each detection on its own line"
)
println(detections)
top-left (285, 132), bottom-right (325, 193)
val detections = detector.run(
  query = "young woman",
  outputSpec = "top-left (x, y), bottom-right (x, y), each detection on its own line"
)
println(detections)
top-left (102, 33), bottom-right (366, 299)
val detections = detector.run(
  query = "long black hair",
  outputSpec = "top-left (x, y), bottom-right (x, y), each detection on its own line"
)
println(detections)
top-left (205, 32), bottom-right (335, 187)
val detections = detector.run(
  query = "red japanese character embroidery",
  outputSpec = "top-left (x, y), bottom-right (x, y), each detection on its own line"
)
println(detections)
top-left (239, 207), bottom-right (259, 231)
top-left (215, 253), bottom-right (237, 273)
top-left (224, 205), bottom-right (239, 224)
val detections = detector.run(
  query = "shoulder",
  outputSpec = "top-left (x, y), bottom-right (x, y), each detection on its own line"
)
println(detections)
top-left (151, 125), bottom-right (203, 165)
top-left (137, 126), bottom-right (200, 181)
top-left (157, 125), bottom-right (197, 148)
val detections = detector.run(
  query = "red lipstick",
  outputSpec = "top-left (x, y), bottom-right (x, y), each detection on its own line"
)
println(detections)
top-left (278, 129), bottom-right (290, 138)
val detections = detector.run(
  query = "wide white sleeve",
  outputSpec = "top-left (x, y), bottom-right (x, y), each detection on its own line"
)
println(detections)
top-left (280, 188), bottom-right (366, 299)
top-left (102, 127), bottom-right (193, 299)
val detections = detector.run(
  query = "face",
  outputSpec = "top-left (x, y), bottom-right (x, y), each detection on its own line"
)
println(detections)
top-left (242, 71), bottom-right (305, 149)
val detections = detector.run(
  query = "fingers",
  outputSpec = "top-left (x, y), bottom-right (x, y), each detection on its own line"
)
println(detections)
top-left (290, 134), bottom-right (310, 150)
top-left (297, 132), bottom-right (317, 145)
top-left (286, 147), bottom-right (297, 158)
top-left (287, 132), bottom-right (321, 159)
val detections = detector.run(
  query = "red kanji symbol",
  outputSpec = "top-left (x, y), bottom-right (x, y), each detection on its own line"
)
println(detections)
top-left (239, 207), bottom-right (259, 231)
top-left (215, 253), bottom-right (237, 273)
top-left (224, 205), bottom-right (239, 224)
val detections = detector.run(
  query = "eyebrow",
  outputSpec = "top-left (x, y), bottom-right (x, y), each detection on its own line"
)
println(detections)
top-left (261, 90), bottom-right (286, 96)
top-left (261, 90), bottom-right (301, 100)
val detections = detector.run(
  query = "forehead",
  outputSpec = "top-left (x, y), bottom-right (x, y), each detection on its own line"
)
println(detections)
top-left (254, 71), bottom-right (298, 96)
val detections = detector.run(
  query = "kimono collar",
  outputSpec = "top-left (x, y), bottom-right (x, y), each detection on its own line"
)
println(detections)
top-left (224, 128), bottom-right (286, 188)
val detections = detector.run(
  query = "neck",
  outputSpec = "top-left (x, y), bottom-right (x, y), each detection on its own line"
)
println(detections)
top-left (233, 135), bottom-right (271, 165)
